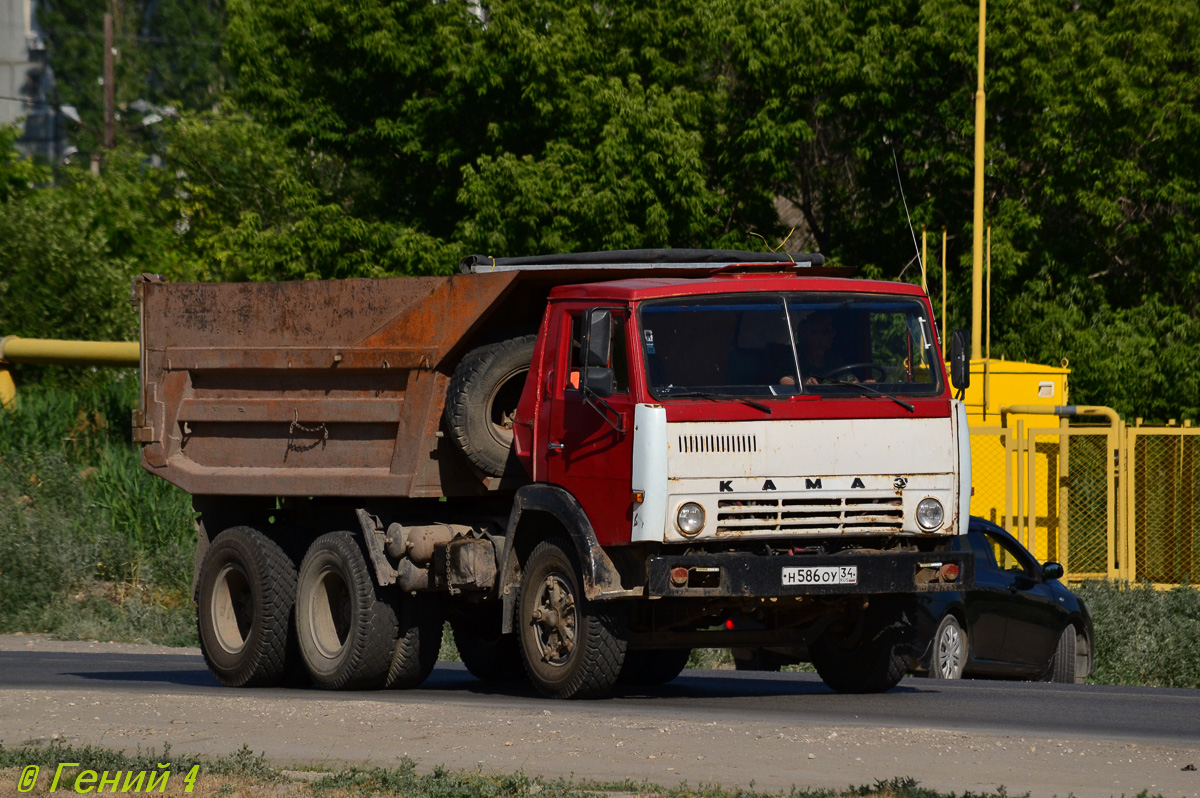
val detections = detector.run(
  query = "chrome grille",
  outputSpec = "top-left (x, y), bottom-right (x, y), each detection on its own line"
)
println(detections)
top-left (716, 495), bottom-right (903, 534)
top-left (677, 434), bottom-right (758, 454)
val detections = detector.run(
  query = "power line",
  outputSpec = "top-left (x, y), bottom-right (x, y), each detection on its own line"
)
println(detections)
top-left (0, 94), bottom-right (57, 107)
top-left (40, 27), bottom-right (221, 47)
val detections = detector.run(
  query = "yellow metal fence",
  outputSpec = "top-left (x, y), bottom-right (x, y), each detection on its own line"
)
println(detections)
top-left (971, 410), bottom-right (1200, 585)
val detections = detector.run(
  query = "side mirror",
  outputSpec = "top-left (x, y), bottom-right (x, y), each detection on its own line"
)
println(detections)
top-left (1042, 562), bottom-right (1064, 580)
top-left (950, 328), bottom-right (970, 392)
top-left (585, 309), bottom-right (613, 368)
top-left (582, 367), bottom-right (615, 398)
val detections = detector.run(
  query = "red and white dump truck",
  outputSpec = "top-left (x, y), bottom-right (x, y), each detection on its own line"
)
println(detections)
top-left (134, 249), bottom-right (973, 699)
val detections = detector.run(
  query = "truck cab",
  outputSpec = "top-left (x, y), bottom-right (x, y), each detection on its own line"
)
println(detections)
top-left (516, 272), bottom-right (970, 549)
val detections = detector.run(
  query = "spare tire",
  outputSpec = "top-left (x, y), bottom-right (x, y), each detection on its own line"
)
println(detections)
top-left (445, 334), bottom-right (536, 477)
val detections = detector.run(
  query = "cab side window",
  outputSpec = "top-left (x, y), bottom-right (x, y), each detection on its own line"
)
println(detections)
top-left (568, 313), bottom-right (629, 394)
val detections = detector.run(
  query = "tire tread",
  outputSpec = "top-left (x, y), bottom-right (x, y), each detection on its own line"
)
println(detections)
top-left (298, 532), bottom-right (398, 691)
top-left (518, 538), bottom-right (626, 699)
top-left (196, 526), bottom-right (297, 688)
top-left (445, 335), bottom-right (537, 476)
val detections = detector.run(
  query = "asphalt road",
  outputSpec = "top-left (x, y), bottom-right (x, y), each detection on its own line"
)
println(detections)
top-left (2, 646), bottom-right (1198, 745)
top-left (1, 638), bottom-right (1198, 798)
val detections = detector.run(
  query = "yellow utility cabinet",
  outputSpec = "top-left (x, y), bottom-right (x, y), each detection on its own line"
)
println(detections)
top-left (956, 358), bottom-right (1073, 565)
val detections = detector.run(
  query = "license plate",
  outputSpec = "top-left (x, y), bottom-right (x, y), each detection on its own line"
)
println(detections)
top-left (781, 565), bottom-right (858, 586)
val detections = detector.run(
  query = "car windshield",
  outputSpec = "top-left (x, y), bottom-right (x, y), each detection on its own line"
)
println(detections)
top-left (639, 292), bottom-right (942, 399)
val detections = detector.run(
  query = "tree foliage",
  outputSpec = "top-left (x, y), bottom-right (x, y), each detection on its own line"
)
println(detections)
top-left (39, 0), bottom-right (225, 118)
top-left (2, 0), bottom-right (1198, 419)
top-left (0, 125), bottom-right (49, 202)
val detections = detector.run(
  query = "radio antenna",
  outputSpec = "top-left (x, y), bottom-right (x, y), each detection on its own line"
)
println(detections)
top-left (892, 146), bottom-right (923, 274)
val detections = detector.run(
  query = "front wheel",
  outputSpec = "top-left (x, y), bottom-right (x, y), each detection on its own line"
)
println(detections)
top-left (517, 538), bottom-right (627, 699)
top-left (731, 648), bottom-right (787, 672)
top-left (927, 615), bottom-right (967, 679)
top-left (620, 649), bottom-right (691, 685)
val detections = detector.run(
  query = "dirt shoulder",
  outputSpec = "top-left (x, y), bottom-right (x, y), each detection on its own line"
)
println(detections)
top-left (1, 636), bottom-right (1197, 798)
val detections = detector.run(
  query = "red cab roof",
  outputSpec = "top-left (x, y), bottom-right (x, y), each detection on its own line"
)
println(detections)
top-left (547, 272), bottom-right (930, 303)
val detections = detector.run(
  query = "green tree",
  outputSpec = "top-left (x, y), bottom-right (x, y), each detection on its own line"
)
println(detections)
top-left (224, 0), bottom-right (777, 253)
top-left (0, 150), bottom-right (170, 344)
top-left (40, 0), bottom-right (225, 157)
top-left (0, 125), bottom-right (50, 202)
top-left (159, 110), bottom-right (457, 280)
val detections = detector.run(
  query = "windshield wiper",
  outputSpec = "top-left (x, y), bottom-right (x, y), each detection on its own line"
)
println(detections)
top-left (656, 389), bottom-right (772, 414)
top-left (809, 377), bottom-right (915, 412)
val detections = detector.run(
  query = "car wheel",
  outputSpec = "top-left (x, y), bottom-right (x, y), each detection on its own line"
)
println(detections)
top-left (1073, 629), bottom-right (1091, 684)
top-left (517, 537), bottom-right (627, 699)
top-left (1043, 625), bottom-right (1078, 683)
top-left (928, 615), bottom-right (966, 679)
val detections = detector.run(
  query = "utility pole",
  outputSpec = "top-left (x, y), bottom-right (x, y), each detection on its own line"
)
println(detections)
top-left (103, 12), bottom-right (115, 150)
top-left (971, 0), bottom-right (986, 360)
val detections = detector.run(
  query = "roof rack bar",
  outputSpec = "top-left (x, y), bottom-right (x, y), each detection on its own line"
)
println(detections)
top-left (459, 249), bottom-right (826, 274)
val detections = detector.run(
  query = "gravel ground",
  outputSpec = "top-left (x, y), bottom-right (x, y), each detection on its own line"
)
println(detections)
top-left (1, 635), bottom-right (1198, 798)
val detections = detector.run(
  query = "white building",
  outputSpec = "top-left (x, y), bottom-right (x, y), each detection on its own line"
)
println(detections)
top-left (1, 0), bottom-right (59, 160)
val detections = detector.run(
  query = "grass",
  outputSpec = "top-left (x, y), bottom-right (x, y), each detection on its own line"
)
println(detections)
top-left (1, 381), bottom-right (1199, 688)
top-left (0, 378), bottom-right (197, 646)
top-left (1075, 579), bottom-right (1200, 688)
top-left (0, 741), bottom-right (1051, 798)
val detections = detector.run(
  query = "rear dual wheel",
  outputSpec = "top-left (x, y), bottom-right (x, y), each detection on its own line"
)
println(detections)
top-left (296, 532), bottom-right (441, 690)
top-left (196, 526), bottom-right (298, 688)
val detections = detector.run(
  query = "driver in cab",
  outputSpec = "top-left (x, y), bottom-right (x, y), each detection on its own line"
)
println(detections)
top-left (782, 310), bottom-right (855, 387)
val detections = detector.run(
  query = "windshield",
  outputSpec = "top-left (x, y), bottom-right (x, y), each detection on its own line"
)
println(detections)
top-left (638, 292), bottom-right (942, 399)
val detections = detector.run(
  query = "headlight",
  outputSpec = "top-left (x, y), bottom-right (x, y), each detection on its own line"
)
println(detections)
top-left (676, 502), bottom-right (705, 536)
top-left (915, 497), bottom-right (945, 531)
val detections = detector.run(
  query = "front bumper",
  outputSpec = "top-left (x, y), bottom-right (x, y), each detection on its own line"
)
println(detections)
top-left (647, 550), bottom-right (974, 598)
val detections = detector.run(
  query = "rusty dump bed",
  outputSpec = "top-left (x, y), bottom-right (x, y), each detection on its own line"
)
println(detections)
top-left (136, 272), bottom-right (538, 499)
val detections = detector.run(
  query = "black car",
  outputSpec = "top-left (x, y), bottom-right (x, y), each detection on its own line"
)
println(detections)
top-left (910, 516), bottom-right (1094, 682)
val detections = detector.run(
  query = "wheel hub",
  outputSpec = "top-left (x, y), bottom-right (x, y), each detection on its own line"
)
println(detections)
top-left (211, 564), bottom-right (252, 654)
top-left (309, 565), bottom-right (352, 659)
top-left (937, 623), bottom-right (963, 676)
top-left (532, 574), bottom-right (577, 665)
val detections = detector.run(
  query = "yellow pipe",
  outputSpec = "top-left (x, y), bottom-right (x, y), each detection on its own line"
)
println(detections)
top-left (0, 363), bottom-right (15, 409)
top-left (941, 228), bottom-right (947, 359)
top-left (999, 404), bottom-right (1119, 428)
top-left (0, 336), bottom-right (140, 367)
top-left (984, 226), bottom-right (991, 420)
top-left (972, 0), bottom-right (986, 360)
top-left (921, 227), bottom-right (928, 294)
